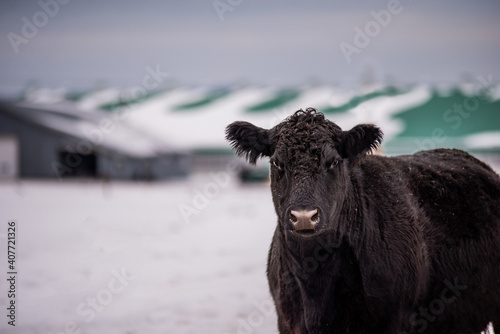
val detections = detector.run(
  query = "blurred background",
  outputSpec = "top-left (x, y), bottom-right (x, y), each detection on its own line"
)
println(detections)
top-left (0, 0), bottom-right (499, 333)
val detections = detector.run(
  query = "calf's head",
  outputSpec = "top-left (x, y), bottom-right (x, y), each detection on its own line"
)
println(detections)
top-left (226, 108), bottom-right (382, 236)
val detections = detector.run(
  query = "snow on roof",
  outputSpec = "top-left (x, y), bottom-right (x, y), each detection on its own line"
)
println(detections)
top-left (464, 131), bottom-right (500, 150)
top-left (126, 87), bottom-right (274, 150)
top-left (77, 88), bottom-right (122, 111)
top-left (3, 84), bottom-right (498, 154)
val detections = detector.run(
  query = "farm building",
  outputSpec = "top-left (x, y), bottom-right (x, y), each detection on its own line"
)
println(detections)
top-left (106, 83), bottom-right (500, 172)
top-left (1, 83), bottom-right (499, 180)
top-left (0, 100), bottom-right (189, 180)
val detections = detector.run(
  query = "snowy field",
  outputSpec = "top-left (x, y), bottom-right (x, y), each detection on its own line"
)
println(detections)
top-left (0, 177), bottom-right (278, 334)
top-left (0, 176), bottom-right (495, 334)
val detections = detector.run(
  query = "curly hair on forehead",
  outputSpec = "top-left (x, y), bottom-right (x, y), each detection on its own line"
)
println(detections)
top-left (271, 108), bottom-right (344, 175)
top-left (286, 107), bottom-right (324, 124)
top-left (278, 108), bottom-right (342, 141)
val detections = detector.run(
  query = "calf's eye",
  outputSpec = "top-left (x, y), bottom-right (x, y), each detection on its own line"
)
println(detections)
top-left (329, 159), bottom-right (341, 169)
top-left (272, 160), bottom-right (282, 171)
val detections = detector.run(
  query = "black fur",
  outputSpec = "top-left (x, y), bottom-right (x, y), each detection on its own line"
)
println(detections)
top-left (340, 123), bottom-right (383, 159)
top-left (225, 108), bottom-right (500, 334)
top-left (225, 121), bottom-right (273, 164)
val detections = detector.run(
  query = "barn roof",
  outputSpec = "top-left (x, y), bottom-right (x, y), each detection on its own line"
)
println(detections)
top-left (6, 83), bottom-right (500, 155)
top-left (0, 100), bottom-right (177, 159)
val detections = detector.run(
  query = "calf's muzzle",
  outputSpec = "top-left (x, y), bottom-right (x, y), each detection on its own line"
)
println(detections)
top-left (290, 208), bottom-right (319, 233)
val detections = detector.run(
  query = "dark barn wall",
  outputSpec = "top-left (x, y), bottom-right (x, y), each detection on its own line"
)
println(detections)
top-left (98, 155), bottom-right (151, 180)
top-left (0, 105), bottom-right (191, 180)
top-left (98, 154), bottom-right (190, 180)
top-left (0, 111), bottom-right (64, 178)
top-left (151, 153), bottom-right (191, 179)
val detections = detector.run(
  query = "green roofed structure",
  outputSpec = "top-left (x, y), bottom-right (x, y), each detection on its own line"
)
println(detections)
top-left (246, 89), bottom-right (300, 112)
top-left (385, 89), bottom-right (500, 154)
top-left (100, 91), bottom-right (161, 112)
top-left (322, 86), bottom-right (407, 114)
top-left (395, 89), bottom-right (500, 138)
top-left (173, 89), bottom-right (230, 111)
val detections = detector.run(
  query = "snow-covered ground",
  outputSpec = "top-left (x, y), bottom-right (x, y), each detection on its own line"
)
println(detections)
top-left (0, 178), bottom-right (495, 334)
top-left (0, 177), bottom-right (278, 334)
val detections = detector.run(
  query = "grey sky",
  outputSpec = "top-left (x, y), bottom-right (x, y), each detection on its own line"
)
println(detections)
top-left (1, 0), bottom-right (499, 93)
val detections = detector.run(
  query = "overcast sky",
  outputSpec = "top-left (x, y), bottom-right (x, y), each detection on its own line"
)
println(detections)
top-left (1, 0), bottom-right (499, 93)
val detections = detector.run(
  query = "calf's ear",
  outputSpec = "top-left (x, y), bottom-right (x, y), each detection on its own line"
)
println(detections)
top-left (340, 124), bottom-right (383, 160)
top-left (225, 121), bottom-right (272, 164)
